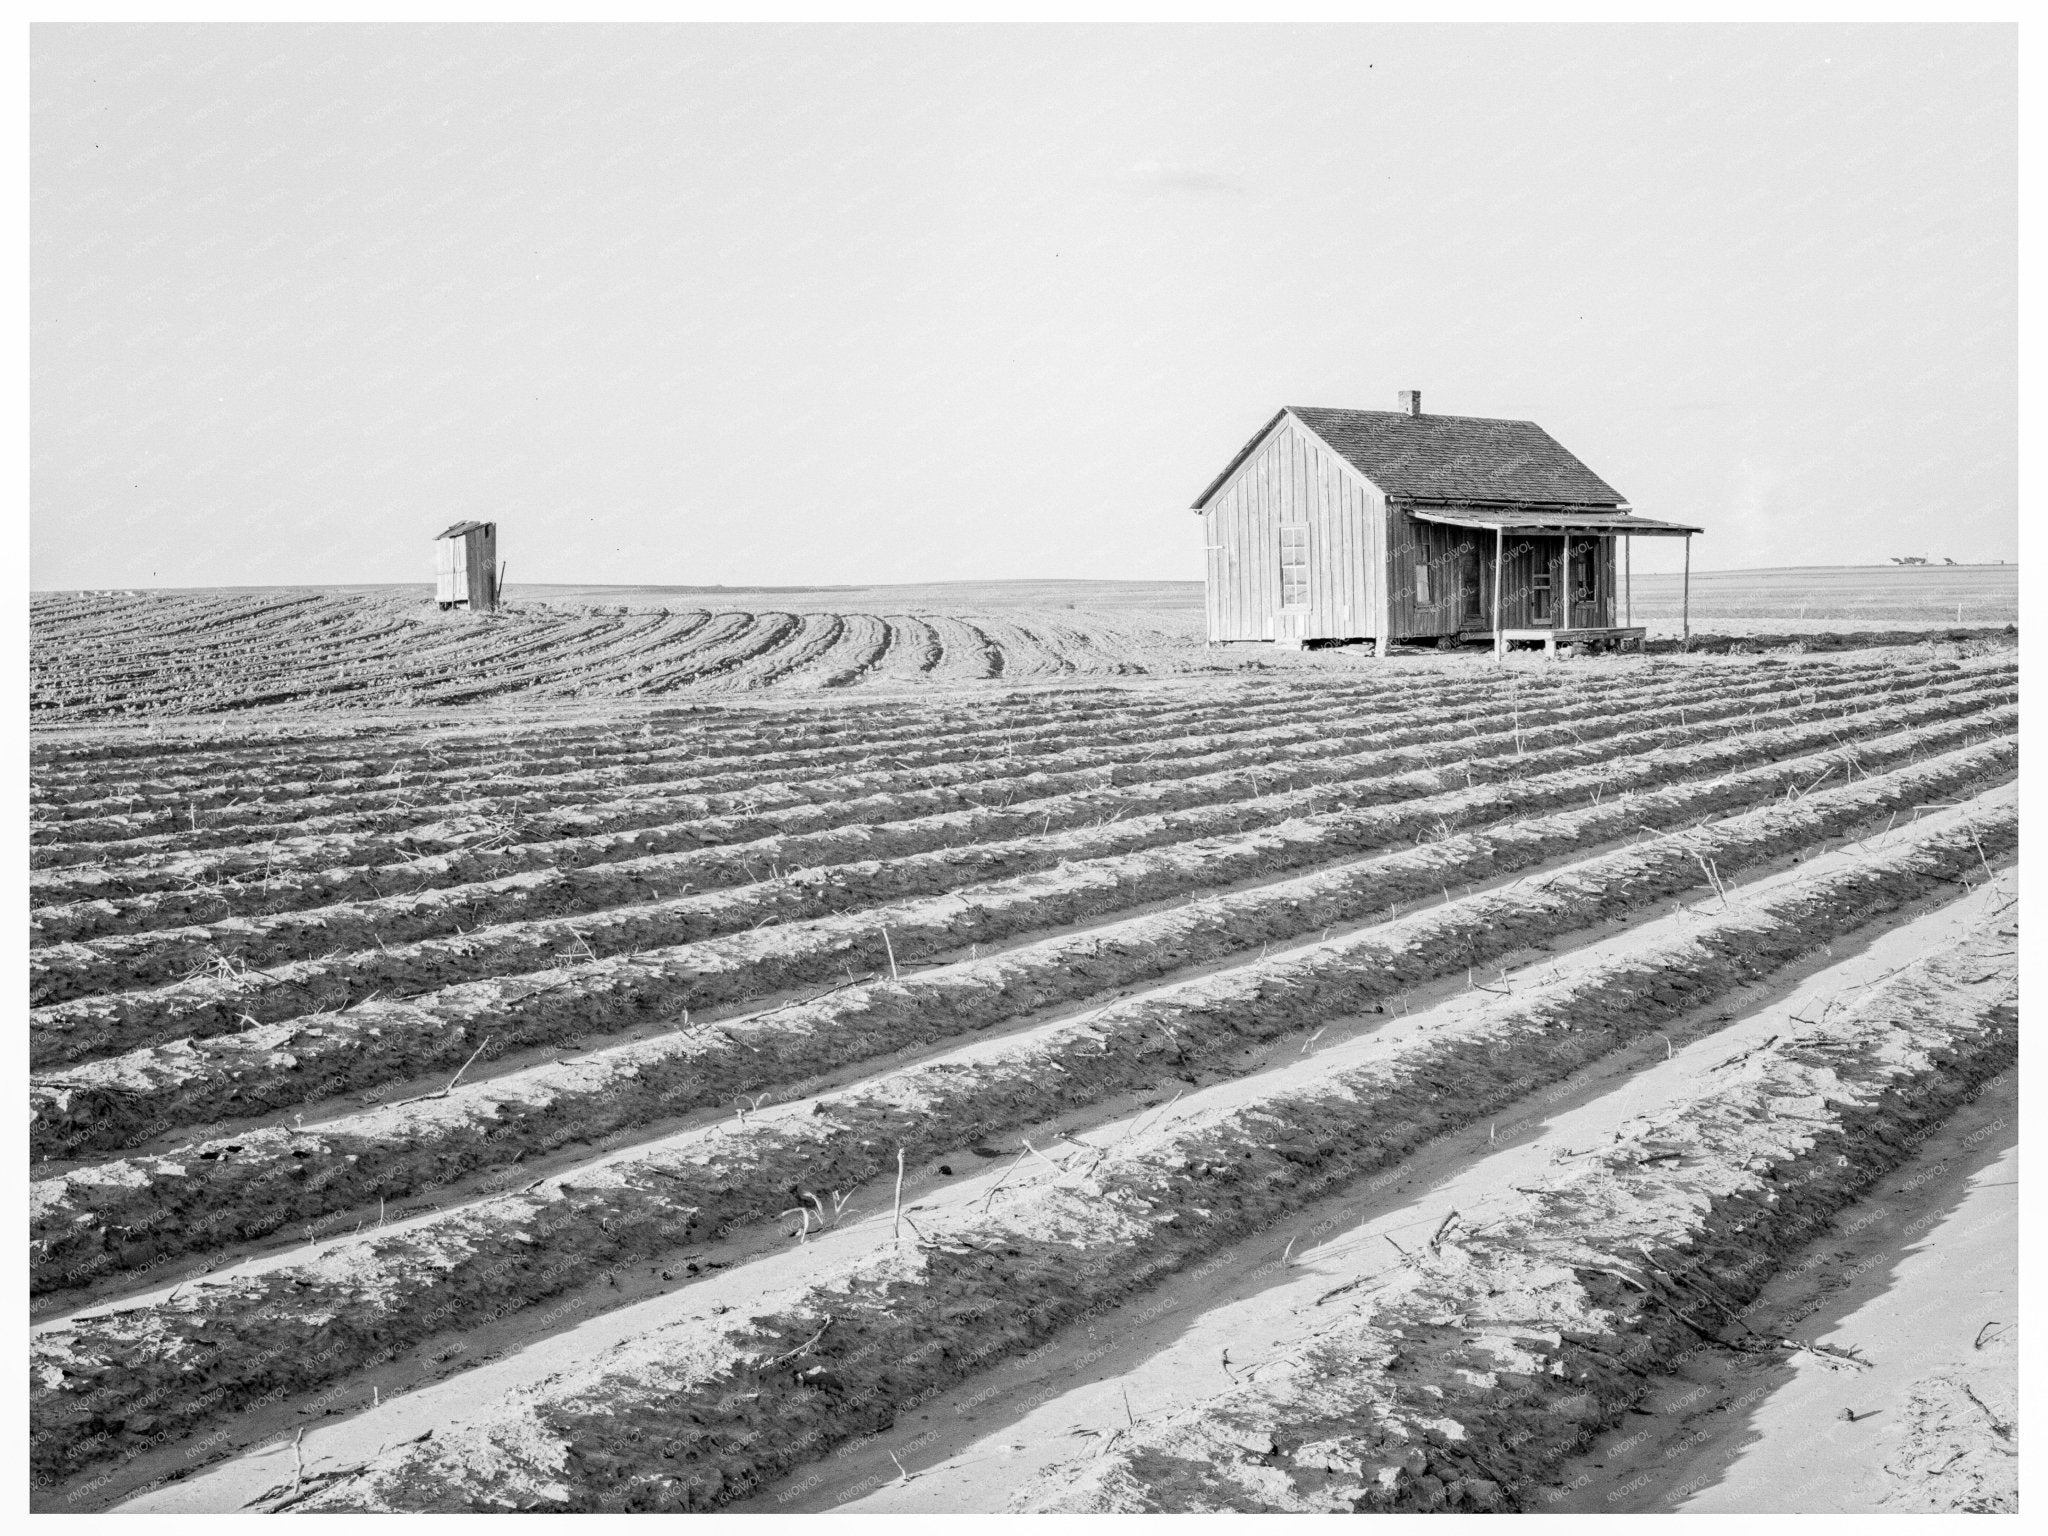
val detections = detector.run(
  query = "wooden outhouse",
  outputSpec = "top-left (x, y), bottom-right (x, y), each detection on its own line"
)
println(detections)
top-left (1193, 393), bottom-right (1702, 656)
top-left (434, 521), bottom-right (500, 613)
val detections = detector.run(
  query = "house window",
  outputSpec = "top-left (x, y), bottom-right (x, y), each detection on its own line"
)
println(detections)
top-left (1414, 561), bottom-right (1432, 605)
top-left (1531, 565), bottom-right (1553, 622)
top-left (1279, 526), bottom-right (1310, 609)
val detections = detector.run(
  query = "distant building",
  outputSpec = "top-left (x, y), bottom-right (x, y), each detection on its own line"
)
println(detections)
top-left (1192, 392), bottom-right (1702, 655)
top-left (435, 521), bottom-right (500, 613)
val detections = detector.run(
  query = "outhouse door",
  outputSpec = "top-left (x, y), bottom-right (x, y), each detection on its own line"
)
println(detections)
top-left (435, 539), bottom-right (468, 604)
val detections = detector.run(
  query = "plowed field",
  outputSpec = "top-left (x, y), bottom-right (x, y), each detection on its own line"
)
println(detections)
top-left (29, 589), bottom-right (1207, 720)
top-left (30, 583), bottom-right (2019, 721)
top-left (28, 645), bottom-right (2018, 1514)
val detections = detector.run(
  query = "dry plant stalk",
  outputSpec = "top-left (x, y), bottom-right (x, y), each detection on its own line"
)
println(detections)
top-left (892, 1146), bottom-right (906, 1240)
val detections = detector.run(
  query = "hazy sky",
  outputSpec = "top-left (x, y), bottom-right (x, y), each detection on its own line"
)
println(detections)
top-left (32, 24), bottom-right (2015, 589)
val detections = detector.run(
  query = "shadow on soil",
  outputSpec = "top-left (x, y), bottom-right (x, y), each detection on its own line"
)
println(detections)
top-left (1546, 1063), bottom-right (2018, 1514)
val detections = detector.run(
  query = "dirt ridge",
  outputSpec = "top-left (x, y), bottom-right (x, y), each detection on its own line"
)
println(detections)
top-left (228, 808), bottom-right (2015, 1513)
top-left (26, 787), bottom-right (2013, 1486)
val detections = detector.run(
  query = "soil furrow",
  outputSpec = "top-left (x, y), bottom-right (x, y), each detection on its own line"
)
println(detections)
top-left (520, 611), bottom-right (724, 697)
top-left (32, 661), bottom-right (1972, 937)
top-left (27, 728), bottom-right (2016, 1303)
top-left (28, 652), bottom-right (1938, 803)
top-left (32, 663), bottom-right (1594, 846)
top-left (35, 674), bottom-right (2003, 992)
top-left (28, 663), bottom-right (1154, 777)
top-left (708, 613), bottom-right (847, 692)
top-left (31, 684), bottom-right (2012, 1073)
top-left (28, 678), bottom-right (1428, 851)
top-left (27, 738), bottom-right (2012, 1286)
top-left (27, 696), bottom-right (2012, 1098)
top-left (812, 614), bottom-right (893, 689)
top-left (33, 799), bottom-right (2010, 1498)
top-left (1008, 900), bottom-right (2017, 1512)
top-left (658, 612), bottom-right (807, 693)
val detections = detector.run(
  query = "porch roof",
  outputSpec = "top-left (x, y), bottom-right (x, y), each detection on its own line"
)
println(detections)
top-left (1411, 508), bottom-right (1702, 537)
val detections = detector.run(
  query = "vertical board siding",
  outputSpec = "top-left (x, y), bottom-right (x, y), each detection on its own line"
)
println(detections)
top-left (1200, 416), bottom-right (1382, 643)
top-left (1201, 512), bottom-right (1212, 636)
top-left (466, 525), bottom-right (498, 613)
top-left (1386, 509), bottom-right (1463, 640)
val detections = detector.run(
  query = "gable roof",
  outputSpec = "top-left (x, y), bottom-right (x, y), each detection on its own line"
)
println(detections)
top-left (437, 520), bottom-right (491, 540)
top-left (1192, 406), bottom-right (1629, 511)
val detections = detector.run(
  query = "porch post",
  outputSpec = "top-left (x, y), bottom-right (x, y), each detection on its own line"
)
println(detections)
top-left (1562, 531), bottom-right (1570, 633)
top-left (1492, 525), bottom-right (1505, 663)
top-left (1682, 534), bottom-right (1692, 644)
top-left (1625, 535), bottom-right (1632, 627)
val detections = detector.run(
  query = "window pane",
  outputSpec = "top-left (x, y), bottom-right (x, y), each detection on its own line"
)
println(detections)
top-left (1279, 527), bottom-right (1309, 607)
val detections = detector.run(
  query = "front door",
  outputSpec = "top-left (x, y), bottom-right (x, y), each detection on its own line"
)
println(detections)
top-left (1567, 538), bottom-right (1605, 629)
top-left (1458, 541), bottom-right (1487, 631)
top-left (1525, 537), bottom-right (1559, 627)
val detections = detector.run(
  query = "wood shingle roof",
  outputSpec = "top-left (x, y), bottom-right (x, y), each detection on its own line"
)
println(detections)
top-left (1193, 406), bottom-right (1629, 511)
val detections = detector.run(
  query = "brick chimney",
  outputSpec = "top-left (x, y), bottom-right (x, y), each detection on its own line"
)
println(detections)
top-left (1397, 389), bottom-right (1422, 417)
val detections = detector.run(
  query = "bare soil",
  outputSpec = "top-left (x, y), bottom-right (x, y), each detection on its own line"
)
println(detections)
top-left (1543, 1066), bottom-right (2016, 1513)
top-left (23, 599), bottom-right (2020, 1516)
top-left (776, 876), bottom-right (2017, 1515)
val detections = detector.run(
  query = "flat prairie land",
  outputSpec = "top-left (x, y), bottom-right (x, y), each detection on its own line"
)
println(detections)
top-left (526, 563), bottom-right (2020, 634)
top-left (27, 602), bottom-right (2019, 1513)
top-left (519, 575), bottom-right (1208, 615)
top-left (1622, 563), bottom-right (2018, 633)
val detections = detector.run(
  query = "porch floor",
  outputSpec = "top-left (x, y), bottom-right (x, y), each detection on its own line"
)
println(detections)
top-left (1493, 625), bottom-right (1647, 655)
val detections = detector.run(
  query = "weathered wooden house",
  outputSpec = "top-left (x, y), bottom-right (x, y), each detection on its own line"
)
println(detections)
top-left (1193, 392), bottom-right (1702, 655)
top-left (434, 521), bottom-right (500, 613)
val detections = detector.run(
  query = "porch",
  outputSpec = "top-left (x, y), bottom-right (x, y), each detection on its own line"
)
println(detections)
top-left (1411, 506), bottom-right (1703, 664)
